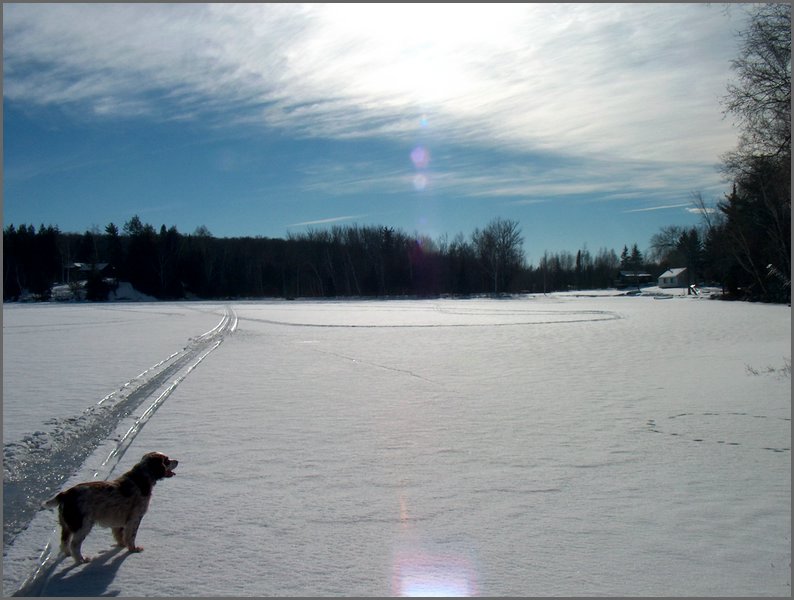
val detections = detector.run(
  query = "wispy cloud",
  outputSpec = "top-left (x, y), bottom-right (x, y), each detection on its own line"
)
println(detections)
top-left (3, 3), bottom-right (745, 207)
top-left (287, 214), bottom-right (369, 228)
top-left (623, 203), bottom-right (693, 213)
top-left (286, 148), bottom-right (728, 213)
top-left (4, 5), bottom-right (743, 157)
top-left (686, 206), bottom-right (718, 215)
top-left (296, 161), bottom-right (410, 197)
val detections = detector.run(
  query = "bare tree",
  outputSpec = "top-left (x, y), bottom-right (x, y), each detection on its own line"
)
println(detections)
top-left (649, 225), bottom-right (686, 263)
top-left (723, 4), bottom-right (790, 167)
top-left (472, 217), bottom-right (525, 294)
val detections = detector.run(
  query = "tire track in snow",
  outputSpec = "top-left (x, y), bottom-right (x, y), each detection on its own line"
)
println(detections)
top-left (3, 306), bottom-right (237, 562)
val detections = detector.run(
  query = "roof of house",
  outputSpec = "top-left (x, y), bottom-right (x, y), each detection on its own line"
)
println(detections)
top-left (70, 262), bottom-right (110, 271)
top-left (658, 267), bottom-right (688, 278)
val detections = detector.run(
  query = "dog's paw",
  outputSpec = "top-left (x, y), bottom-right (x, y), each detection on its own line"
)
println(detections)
top-left (74, 556), bottom-right (91, 564)
top-left (127, 545), bottom-right (144, 553)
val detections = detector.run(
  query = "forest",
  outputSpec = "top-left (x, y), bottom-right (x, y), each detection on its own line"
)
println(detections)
top-left (3, 5), bottom-right (789, 304)
top-left (2, 215), bottom-right (635, 301)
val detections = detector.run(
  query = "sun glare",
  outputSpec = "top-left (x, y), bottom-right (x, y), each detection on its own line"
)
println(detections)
top-left (314, 3), bottom-right (525, 105)
top-left (392, 550), bottom-right (478, 597)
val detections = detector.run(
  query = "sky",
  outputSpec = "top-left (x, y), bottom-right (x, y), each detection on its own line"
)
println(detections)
top-left (3, 3), bottom-right (751, 264)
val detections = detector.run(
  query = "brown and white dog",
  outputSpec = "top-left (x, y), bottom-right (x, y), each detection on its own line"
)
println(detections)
top-left (42, 452), bottom-right (178, 563)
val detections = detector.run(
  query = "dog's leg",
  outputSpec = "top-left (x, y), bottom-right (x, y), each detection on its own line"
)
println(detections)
top-left (58, 514), bottom-right (71, 556)
top-left (122, 517), bottom-right (144, 552)
top-left (59, 526), bottom-right (72, 556)
top-left (112, 527), bottom-right (125, 547)
top-left (67, 522), bottom-right (94, 564)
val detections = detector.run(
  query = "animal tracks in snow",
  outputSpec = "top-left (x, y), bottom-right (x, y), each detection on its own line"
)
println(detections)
top-left (645, 411), bottom-right (790, 453)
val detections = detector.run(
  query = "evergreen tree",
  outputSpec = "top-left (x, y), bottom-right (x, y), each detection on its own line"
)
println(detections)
top-left (629, 244), bottom-right (643, 270)
top-left (619, 245), bottom-right (630, 269)
top-left (719, 3), bottom-right (791, 301)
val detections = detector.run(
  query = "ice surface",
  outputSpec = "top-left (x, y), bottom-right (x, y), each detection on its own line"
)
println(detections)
top-left (3, 296), bottom-right (790, 596)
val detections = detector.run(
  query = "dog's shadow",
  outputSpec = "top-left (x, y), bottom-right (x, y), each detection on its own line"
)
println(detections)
top-left (38, 546), bottom-right (131, 597)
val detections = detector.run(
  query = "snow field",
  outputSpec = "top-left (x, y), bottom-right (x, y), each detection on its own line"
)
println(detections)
top-left (3, 296), bottom-right (790, 596)
top-left (3, 302), bottom-right (229, 442)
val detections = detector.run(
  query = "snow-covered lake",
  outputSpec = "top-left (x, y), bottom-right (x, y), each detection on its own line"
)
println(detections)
top-left (3, 295), bottom-right (790, 596)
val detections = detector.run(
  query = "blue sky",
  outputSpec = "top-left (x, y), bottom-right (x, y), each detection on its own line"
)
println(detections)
top-left (3, 3), bottom-right (749, 264)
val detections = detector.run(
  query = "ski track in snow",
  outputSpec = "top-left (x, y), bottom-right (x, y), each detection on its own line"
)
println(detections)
top-left (2, 306), bottom-right (238, 582)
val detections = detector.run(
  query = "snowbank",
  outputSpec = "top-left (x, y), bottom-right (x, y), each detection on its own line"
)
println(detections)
top-left (108, 281), bottom-right (158, 302)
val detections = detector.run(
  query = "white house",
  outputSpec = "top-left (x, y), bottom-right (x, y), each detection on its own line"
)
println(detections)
top-left (658, 267), bottom-right (689, 288)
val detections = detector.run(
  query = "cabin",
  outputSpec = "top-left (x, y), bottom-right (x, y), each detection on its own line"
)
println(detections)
top-left (66, 262), bottom-right (113, 282)
top-left (615, 270), bottom-right (654, 288)
top-left (658, 267), bottom-right (689, 288)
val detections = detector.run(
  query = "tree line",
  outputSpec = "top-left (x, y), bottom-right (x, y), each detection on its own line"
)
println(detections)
top-left (0, 206), bottom-right (785, 303)
top-left (2, 217), bottom-right (624, 301)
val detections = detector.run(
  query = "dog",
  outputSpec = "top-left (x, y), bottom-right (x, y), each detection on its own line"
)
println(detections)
top-left (42, 452), bottom-right (178, 563)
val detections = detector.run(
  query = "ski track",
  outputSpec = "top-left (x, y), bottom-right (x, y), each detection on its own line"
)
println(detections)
top-left (3, 306), bottom-right (237, 594)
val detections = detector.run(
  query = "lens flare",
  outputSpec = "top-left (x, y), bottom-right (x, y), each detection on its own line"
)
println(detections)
top-left (410, 146), bottom-right (431, 169)
top-left (392, 550), bottom-right (478, 597)
top-left (410, 117), bottom-right (431, 192)
top-left (392, 493), bottom-right (478, 596)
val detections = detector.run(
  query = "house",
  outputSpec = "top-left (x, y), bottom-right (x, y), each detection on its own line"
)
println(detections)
top-left (58, 262), bottom-right (118, 301)
top-left (658, 267), bottom-right (689, 288)
top-left (66, 262), bottom-right (113, 282)
top-left (616, 270), bottom-right (654, 288)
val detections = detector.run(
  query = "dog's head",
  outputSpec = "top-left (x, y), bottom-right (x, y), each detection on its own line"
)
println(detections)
top-left (140, 452), bottom-right (179, 480)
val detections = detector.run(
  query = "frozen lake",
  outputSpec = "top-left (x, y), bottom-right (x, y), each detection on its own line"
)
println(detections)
top-left (3, 295), bottom-right (791, 596)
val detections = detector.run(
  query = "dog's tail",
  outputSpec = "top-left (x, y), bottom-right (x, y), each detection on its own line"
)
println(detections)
top-left (42, 492), bottom-right (64, 509)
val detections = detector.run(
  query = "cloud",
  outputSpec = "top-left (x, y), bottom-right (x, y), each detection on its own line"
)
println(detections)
top-left (623, 203), bottom-right (693, 213)
top-left (3, 4), bottom-right (745, 205)
top-left (686, 206), bottom-right (718, 215)
top-left (287, 214), bottom-right (369, 228)
top-left (279, 144), bottom-right (727, 215)
top-left (4, 5), bottom-right (743, 156)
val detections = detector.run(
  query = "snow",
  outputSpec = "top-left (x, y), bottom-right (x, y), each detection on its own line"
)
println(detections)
top-left (49, 280), bottom-right (158, 303)
top-left (3, 302), bottom-right (228, 443)
top-left (3, 295), bottom-right (790, 596)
